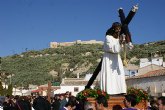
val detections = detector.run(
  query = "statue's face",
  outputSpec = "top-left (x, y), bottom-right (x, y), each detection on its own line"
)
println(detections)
top-left (114, 26), bottom-right (121, 33)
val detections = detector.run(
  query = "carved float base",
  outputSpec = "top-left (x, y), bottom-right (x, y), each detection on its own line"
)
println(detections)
top-left (87, 96), bottom-right (147, 110)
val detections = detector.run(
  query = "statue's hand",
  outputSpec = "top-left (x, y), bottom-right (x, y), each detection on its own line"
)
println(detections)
top-left (127, 42), bottom-right (134, 50)
top-left (123, 59), bottom-right (128, 67)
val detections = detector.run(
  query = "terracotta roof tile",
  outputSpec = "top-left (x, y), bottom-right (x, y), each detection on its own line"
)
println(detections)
top-left (127, 69), bottom-right (165, 79)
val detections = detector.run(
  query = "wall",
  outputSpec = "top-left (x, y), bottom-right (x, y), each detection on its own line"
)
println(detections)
top-left (138, 65), bottom-right (164, 75)
top-left (140, 57), bottom-right (163, 68)
top-left (54, 85), bottom-right (95, 96)
top-left (126, 76), bottom-right (165, 96)
top-left (50, 40), bottom-right (103, 48)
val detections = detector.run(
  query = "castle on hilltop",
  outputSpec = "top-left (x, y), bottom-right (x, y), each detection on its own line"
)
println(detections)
top-left (50, 40), bottom-right (103, 48)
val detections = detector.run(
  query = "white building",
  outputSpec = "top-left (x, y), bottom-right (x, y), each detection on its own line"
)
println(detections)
top-left (124, 64), bottom-right (139, 77)
top-left (54, 76), bottom-right (98, 96)
top-left (126, 69), bottom-right (165, 96)
top-left (137, 64), bottom-right (165, 76)
top-left (140, 57), bottom-right (164, 68)
top-left (125, 57), bottom-right (165, 77)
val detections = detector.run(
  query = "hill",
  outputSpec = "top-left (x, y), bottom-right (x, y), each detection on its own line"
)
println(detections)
top-left (0, 40), bottom-right (165, 87)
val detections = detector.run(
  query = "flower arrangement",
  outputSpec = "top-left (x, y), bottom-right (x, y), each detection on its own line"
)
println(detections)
top-left (76, 88), bottom-right (109, 100)
top-left (127, 87), bottom-right (149, 103)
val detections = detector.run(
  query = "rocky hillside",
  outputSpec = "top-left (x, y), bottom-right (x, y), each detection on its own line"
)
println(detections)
top-left (0, 40), bottom-right (165, 87)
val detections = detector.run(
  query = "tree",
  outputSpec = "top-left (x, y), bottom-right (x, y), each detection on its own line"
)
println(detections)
top-left (7, 84), bottom-right (13, 95)
top-left (0, 81), bottom-right (4, 96)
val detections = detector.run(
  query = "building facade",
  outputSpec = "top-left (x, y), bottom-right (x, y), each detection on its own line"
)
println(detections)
top-left (126, 69), bottom-right (165, 96)
top-left (54, 77), bottom-right (98, 96)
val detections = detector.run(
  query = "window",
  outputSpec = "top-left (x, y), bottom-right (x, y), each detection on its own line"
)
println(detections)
top-left (131, 71), bottom-right (135, 76)
top-left (74, 87), bottom-right (79, 92)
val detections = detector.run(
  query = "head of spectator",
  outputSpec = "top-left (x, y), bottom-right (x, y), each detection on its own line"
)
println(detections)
top-left (63, 96), bottom-right (77, 110)
top-left (60, 94), bottom-right (66, 101)
top-left (95, 95), bottom-right (108, 110)
top-left (75, 97), bottom-right (85, 110)
top-left (112, 104), bottom-right (122, 110)
top-left (157, 96), bottom-right (165, 110)
top-left (54, 94), bottom-right (60, 100)
top-left (123, 94), bottom-right (137, 109)
top-left (149, 99), bottom-right (158, 110)
top-left (84, 101), bottom-right (96, 110)
top-left (65, 91), bottom-right (71, 102)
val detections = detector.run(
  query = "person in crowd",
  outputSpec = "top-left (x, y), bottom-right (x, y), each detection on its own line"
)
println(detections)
top-left (157, 96), bottom-right (165, 110)
top-left (52, 94), bottom-right (60, 110)
top-left (148, 98), bottom-right (158, 110)
top-left (3, 95), bottom-right (15, 110)
top-left (59, 94), bottom-right (67, 110)
top-left (15, 96), bottom-right (26, 110)
top-left (112, 104), bottom-right (122, 110)
top-left (60, 96), bottom-right (77, 110)
top-left (44, 96), bottom-right (51, 110)
top-left (33, 95), bottom-right (50, 110)
top-left (95, 95), bottom-right (108, 110)
top-left (21, 96), bottom-right (32, 110)
top-left (122, 94), bottom-right (138, 110)
top-left (65, 91), bottom-right (71, 102)
top-left (74, 98), bottom-right (85, 110)
top-left (84, 101), bottom-right (96, 110)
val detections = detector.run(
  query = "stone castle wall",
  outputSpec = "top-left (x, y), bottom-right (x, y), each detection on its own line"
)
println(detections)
top-left (50, 40), bottom-right (103, 48)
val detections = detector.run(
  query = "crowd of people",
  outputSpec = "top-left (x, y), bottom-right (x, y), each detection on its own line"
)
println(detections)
top-left (0, 91), bottom-right (165, 110)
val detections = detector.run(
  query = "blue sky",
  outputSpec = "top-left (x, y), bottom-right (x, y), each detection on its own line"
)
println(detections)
top-left (0, 0), bottom-right (165, 57)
